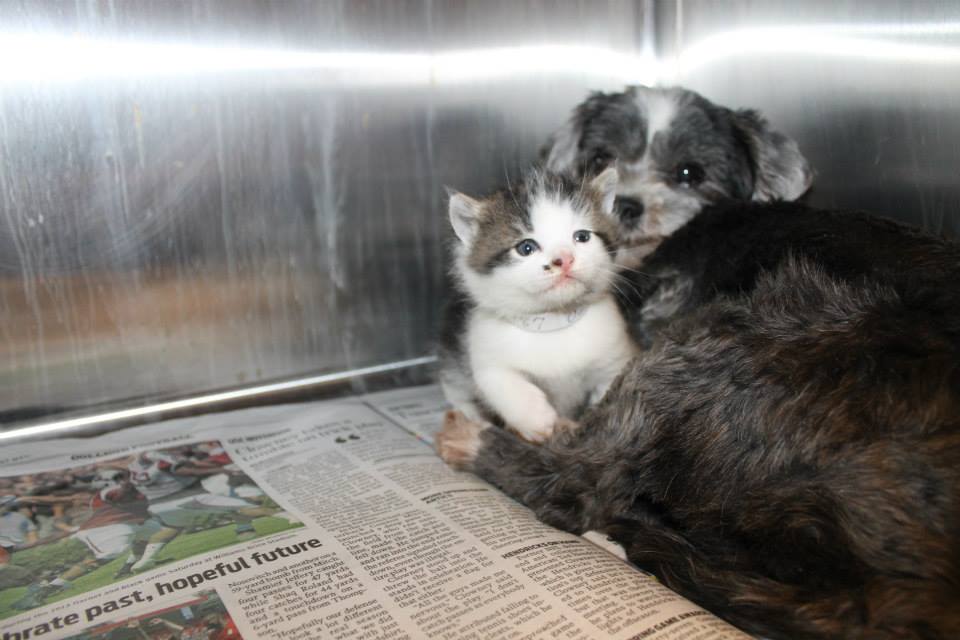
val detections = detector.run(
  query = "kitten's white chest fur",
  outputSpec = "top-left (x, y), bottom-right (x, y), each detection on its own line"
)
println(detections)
top-left (468, 295), bottom-right (634, 438)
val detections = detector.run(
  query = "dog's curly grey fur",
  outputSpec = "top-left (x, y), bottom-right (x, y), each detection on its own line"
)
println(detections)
top-left (440, 201), bottom-right (960, 639)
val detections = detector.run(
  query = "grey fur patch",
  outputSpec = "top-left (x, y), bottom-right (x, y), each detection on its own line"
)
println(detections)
top-left (466, 192), bottom-right (532, 274)
top-left (732, 109), bottom-right (814, 201)
top-left (640, 272), bottom-right (694, 324)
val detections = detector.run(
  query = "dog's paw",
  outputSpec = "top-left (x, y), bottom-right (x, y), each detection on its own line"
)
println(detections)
top-left (436, 410), bottom-right (487, 469)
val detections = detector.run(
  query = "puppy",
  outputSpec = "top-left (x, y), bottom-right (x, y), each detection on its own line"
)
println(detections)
top-left (438, 200), bottom-right (960, 639)
top-left (543, 85), bottom-right (813, 267)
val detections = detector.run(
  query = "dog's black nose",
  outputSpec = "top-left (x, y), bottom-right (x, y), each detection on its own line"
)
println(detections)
top-left (614, 197), bottom-right (645, 225)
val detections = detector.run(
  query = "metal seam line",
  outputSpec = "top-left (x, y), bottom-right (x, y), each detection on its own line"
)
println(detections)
top-left (0, 355), bottom-right (438, 442)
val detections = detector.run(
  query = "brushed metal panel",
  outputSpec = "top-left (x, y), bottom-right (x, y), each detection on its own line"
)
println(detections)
top-left (656, 0), bottom-right (960, 235)
top-left (0, 1), bottom-right (651, 424)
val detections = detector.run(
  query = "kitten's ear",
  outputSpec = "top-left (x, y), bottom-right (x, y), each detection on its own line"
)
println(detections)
top-left (732, 109), bottom-right (813, 202)
top-left (589, 166), bottom-right (619, 216)
top-left (447, 190), bottom-right (482, 244)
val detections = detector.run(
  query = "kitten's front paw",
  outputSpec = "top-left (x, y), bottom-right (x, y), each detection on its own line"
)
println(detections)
top-left (510, 403), bottom-right (559, 443)
top-left (436, 410), bottom-right (487, 469)
top-left (514, 416), bottom-right (579, 443)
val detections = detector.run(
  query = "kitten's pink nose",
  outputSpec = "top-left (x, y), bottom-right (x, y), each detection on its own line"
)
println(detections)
top-left (550, 251), bottom-right (575, 273)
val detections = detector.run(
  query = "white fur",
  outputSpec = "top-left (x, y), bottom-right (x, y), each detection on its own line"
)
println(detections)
top-left (452, 186), bottom-right (634, 441)
top-left (469, 295), bottom-right (634, 440)
top-left (640, 88), bottom-right (677, 145)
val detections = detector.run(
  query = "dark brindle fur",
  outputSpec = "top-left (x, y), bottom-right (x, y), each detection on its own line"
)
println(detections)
top-left (438, 201), bottom-right (960, 639)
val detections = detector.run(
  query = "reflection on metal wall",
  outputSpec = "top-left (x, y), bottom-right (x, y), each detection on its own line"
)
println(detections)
top-left (6, 0), bottom-right (960, 431)
top-left (0, 1), bottom-right (651, 426)
top-left (656, 0), bottom-right (960, 235)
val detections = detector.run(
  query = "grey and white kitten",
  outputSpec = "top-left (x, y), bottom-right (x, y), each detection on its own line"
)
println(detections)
top-left (544, 85), bottom-right (812, 267)
top-left (439, 168), bottom-right (636, 442)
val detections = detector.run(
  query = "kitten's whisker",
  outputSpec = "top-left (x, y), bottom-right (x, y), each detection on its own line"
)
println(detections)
top-left (611, 264), bottom-right (654, 280)
top-left (607, 275), bottom-right (640, 301)
top-left (529, 266), bottom-right (642, 301)
top-left (591, 266), bottom-right (644, 298)
top-left (606, 279), bottom-right (629, 300)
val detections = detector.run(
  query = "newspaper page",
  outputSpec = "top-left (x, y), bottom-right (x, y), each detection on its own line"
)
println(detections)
top-left (0, 385), bottom-right (750, 640)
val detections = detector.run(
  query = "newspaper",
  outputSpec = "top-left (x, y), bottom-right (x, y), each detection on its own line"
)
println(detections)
top-left (0, 384), bottom-right (750, 640)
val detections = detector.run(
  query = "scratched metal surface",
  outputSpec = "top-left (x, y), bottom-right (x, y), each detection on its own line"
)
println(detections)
top-left (6, 1), bottom-right (960, 430)
top-left (0, 1), bottom-right (650, 423)
top-left (656, 0), bottom-right (960, 236)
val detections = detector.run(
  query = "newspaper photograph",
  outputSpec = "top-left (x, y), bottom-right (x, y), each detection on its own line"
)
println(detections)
top-left (61, 589), bottom-right (240, 640)
top-left (0, 442), bottom-right (301, 619)
top-left (0, 385), bottom-right (751, 640)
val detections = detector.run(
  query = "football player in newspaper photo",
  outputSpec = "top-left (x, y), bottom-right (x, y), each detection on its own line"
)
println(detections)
top-left (0, 442), bottom-right (302, 619)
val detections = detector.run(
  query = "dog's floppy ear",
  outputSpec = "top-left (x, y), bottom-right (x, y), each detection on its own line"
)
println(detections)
top-left (542, 117), bottom-right (581, 174)
top-left (733, 109), bottom-right (813, 202)
top-left (543, 90), bottom-right (611, 173)
top-left (544, 89), bottom-right (630, 175)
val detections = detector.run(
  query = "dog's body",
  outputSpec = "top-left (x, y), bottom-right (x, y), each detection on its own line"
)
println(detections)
top-left (438, 201), bottom-right (960, 639)
top-left (622, 199), bottom-right (960, 347)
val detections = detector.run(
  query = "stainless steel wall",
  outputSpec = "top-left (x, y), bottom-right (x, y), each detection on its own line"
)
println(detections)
top-left (0, 1), bottom-right (652, 426)
top-left (5, 1), bottom-right (960, 431)
top-left (656, 0), bottom-right (960, 235)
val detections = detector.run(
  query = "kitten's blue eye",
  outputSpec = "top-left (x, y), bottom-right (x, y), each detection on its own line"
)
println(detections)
top-left (515, 239), bottom-right (540, 257)
top-left (573, 230), bottom-right (592, 243)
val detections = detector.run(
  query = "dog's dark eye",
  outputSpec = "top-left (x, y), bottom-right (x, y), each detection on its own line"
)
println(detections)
top-left (615, 197), bottom-right (645, 223)
top-left (515, 239), bottom-right (540, 257)
top-left (589, 151), bottom-right (613, 173)
top-left (573, 230), bottom-right (591, 243)
top-left (675, 162), bottom-right (705, 187)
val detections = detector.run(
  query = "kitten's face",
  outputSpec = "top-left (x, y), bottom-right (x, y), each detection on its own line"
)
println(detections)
top-left (449, 169), bottom-right (620, 315)
top-left (545, 85), bottom-right (812, 267)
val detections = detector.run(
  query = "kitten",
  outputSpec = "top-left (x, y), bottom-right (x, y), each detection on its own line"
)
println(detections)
top-left (437, 201), bottom-right (960, 639)
top-left (439, 168), bottom-right (636, 442)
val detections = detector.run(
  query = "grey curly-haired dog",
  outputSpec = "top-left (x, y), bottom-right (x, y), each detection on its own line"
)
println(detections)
top-left (437, 200), bottom-right (960, 639)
